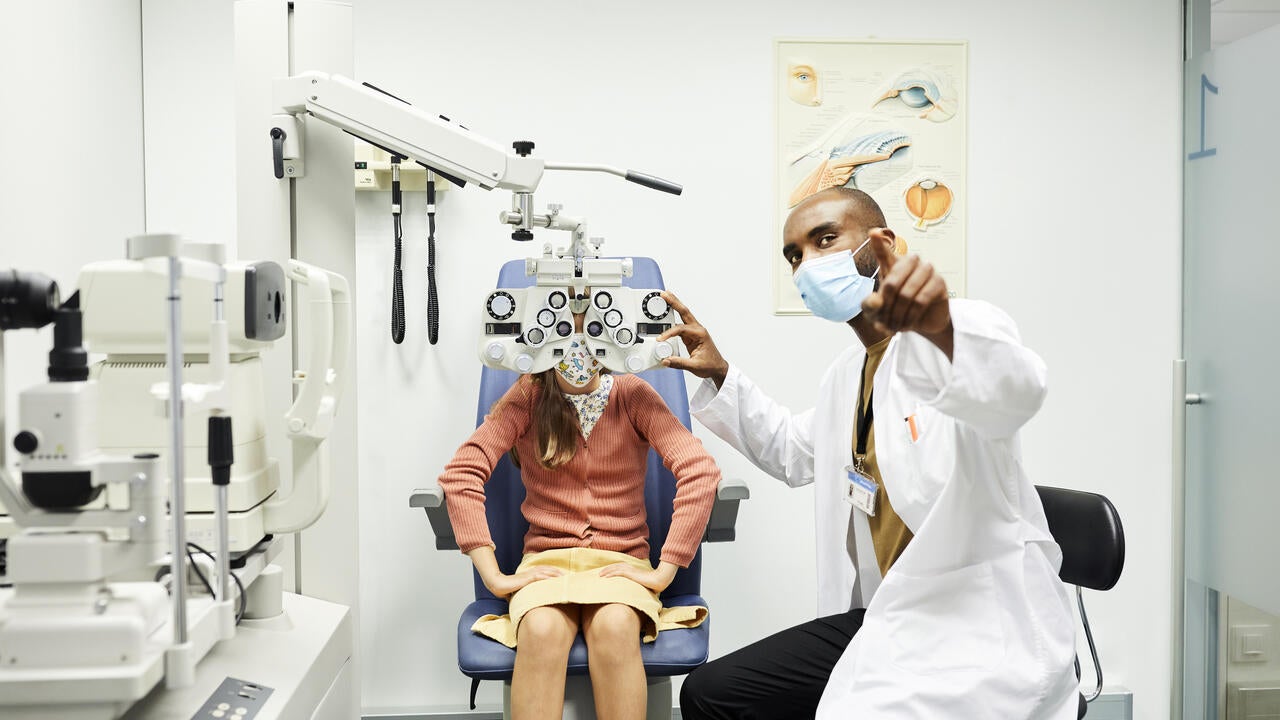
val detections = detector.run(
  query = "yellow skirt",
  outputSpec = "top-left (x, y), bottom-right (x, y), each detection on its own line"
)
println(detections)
top-left (472, 547), bottom-right (709, 649)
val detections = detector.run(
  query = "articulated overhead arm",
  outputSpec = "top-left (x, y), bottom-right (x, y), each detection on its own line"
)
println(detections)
top-left (273, 71), bottom-right (545, 191)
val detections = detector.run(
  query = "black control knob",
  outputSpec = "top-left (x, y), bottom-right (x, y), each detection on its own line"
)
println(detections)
top-left (513, 141), bottom-right (535, 157)
top-left (512, 229), bottom-right (534, 241)
top-left (13, 430), bottom-right (38, 455)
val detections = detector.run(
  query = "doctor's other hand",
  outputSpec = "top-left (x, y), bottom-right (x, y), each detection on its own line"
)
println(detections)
top-left (657, 292), bottom-right (730, 389)
top-left (482, 565), bottom-right (564, 599)
top-left (599, 561), bottom-right (678, 593)
top-left (861, 231), bottom-right (954, 359)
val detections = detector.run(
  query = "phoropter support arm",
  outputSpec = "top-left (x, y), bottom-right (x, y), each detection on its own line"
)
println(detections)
top-left (273, 71), bottom-right (545, 192)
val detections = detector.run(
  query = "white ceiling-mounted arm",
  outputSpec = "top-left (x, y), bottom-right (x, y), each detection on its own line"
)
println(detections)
top-left (273, 71), bottom-right (545, 192)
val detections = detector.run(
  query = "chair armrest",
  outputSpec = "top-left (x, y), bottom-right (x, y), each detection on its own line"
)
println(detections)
top-left (410, 486), bottom-right (458, 551)
top-left (704, 477), bottom-right (749, 543)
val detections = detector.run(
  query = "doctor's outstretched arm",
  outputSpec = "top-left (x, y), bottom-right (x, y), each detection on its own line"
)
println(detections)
top-left (659, 293), bottom-right (817, 488)
top-left (861, 240), bottom-right (1047, 440)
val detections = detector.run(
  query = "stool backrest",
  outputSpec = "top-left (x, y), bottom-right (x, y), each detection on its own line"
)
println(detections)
top-left (1035, 485), bottom-right (1125, 591)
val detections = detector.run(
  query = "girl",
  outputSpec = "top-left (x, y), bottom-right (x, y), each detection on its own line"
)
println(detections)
top-left (438, 321), bottom-right (719, 720)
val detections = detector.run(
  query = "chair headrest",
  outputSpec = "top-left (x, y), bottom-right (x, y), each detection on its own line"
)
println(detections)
top-left (1035, 485), bottom-right (1125, 591)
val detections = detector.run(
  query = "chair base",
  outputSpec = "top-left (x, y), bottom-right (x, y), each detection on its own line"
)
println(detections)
top-left (502, 675), bottom-right (671, 720)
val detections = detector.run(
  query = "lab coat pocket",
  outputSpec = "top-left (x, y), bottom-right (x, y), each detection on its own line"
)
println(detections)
top-left (882, 561), bottom-right (1006, 675)
top-left (894, 409), bottom-right (953, 522)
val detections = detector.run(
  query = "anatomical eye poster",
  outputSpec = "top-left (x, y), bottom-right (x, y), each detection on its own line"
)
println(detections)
top-left (775, 38), bottom-right (967, 314)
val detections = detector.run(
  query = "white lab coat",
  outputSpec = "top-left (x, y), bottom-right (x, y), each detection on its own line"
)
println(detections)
top-left (691, 299), bottom-right (1078, 719)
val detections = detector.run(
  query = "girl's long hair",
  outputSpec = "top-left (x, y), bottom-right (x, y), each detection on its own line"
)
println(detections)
top-left (504, 370), bottom-right (581, 469)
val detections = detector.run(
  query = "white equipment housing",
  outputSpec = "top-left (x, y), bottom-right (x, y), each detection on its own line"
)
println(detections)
top-left (72, 254), bottom-right (350, 552)
top-left (273, 71), bottom-right (545, 191)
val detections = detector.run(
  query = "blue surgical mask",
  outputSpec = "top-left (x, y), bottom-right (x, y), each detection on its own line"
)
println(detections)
top-left (792, 240), bottom-right (878, 323)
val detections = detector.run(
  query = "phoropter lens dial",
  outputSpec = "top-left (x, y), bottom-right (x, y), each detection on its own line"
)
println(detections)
top-left (486, 291), bottom-right (515, 320)
top-left (641, 291), bottom-right (669, 321)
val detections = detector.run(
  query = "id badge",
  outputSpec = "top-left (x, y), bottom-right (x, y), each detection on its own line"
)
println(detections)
top-left (844, 464), bottom-right (878, 516)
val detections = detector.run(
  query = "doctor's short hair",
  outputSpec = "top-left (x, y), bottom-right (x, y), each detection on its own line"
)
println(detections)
top-left (808, 186), bottom-right (887, 231)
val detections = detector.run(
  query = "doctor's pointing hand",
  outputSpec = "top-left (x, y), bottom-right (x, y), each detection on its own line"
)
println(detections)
top-left (858, 229), bottom-right (952, 353)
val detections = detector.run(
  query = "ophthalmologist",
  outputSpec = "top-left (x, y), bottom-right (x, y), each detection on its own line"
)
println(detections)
top-left (661, 187), bottom-right (1079, 719)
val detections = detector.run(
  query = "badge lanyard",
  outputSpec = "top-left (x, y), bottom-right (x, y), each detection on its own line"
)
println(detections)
top-left (854, 354), bottom-right (873, 473)
top-left (844, 352), bottom-right (884, 606)
top-left (845, 354), bottom-right (880, 517)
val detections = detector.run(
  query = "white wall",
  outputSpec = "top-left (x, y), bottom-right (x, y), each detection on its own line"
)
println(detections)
top-left (350, 1), bottom-right (1183, 717)
top-left (140, 0), bottom-right (237, 253)
top-left (0, 0), bottom-right (146, 470)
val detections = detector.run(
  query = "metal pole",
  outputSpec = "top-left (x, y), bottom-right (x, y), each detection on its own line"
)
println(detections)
top-left (215, 487), bottom-right (229, 603)
top-left (166, 256), bottom-right (188, 644)
top-left (213, 281), bottom-right (231, 605)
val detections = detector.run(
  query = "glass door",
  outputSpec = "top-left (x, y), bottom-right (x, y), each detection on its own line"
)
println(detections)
top-left (1181, 1), bottom-right (1280, 717)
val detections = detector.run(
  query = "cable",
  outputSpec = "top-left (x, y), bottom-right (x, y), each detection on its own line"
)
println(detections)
top-left (185, 546), bottom-right (216, 599)
top-left (154, 542), bottom-right (248, 625)
top-left (186, 541), bottom-right (247, 625)
top-left (426, 173), bottom-right (439, 345)
top-left (392, 215), bottom-right (405, 343)
top-left (390, 157), bottom-right (406, 344)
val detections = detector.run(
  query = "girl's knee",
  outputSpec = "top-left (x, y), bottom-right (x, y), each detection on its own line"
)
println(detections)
top-left (518, 607), bottom-right (577, 650)
top-left (585, 604), bottom-right (641, 646)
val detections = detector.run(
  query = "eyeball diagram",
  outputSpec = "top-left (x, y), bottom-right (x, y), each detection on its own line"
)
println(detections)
top-left (874, 70), bottom-right (957, 123)
top-left (788, 130), bottom-right (912, 207)
top-left (903, 178), bottom-right (953, 231)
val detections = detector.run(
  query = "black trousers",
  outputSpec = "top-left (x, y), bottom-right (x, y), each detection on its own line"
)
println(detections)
top-left (679, 608), bottom-right (865, 720)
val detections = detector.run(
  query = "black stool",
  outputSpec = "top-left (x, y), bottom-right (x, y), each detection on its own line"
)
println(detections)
top-left (1036, 486), bottom-right (1126, 720)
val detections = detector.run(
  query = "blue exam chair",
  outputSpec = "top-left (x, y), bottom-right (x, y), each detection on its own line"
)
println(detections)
top-left (411, 258), bottom-right (749, 717)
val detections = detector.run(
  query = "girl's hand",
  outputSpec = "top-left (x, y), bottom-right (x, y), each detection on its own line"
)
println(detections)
top-left (484, 566), bottom-right (563, 599)
top-left (599, 561), bottom-right (679, 593)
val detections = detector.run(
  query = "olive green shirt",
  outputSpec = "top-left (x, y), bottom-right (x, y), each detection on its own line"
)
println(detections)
top-left (856, 336), bottom-right (914, 577)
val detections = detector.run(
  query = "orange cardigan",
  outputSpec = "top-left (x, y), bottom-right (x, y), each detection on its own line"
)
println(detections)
top-left (438, 374), bottom-right (720, 567)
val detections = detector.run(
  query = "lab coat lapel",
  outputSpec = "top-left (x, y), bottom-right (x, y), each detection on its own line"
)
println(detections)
top-left (813, 343), bottom-right (863, 616)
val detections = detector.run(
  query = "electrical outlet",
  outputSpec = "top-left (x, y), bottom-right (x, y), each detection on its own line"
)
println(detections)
top-left (1231, 624), bottom-right (1273, 664)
